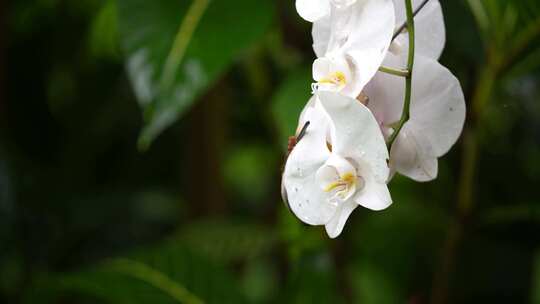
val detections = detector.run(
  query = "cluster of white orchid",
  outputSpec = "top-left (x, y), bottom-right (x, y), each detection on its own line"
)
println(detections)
top-left (282, 0), bottom-right (466, 238)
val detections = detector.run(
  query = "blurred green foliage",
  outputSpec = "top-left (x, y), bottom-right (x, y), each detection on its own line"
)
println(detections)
top-left (2, 0), bottom-right (540, 303)
top-left (117, 0), bottom-right (274, 148)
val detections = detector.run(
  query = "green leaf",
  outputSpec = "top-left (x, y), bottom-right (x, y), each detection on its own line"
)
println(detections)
top-left (117, 0), bottom-right (275, 149)
top-left (270, 66), bottom-right (313, 150)
top-left (466, 0), bottom-right (489, 33)
top-left (25, 241), bottom-right (246, 304)
top-left (89, 0), bottom-right (120, 60)
top-left (177, 219), bottom-right (277, 262)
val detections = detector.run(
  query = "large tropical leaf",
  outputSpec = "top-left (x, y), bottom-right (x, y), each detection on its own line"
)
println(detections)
top-left (25, 241), bottom-right (246, 304)
top-left (117, 0), bottom-right (274, 148)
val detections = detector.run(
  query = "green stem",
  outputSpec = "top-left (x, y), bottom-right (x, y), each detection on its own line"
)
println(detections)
top-left (387, 0), bottom-right (415, 149)
top-left (378, 66), bottom-right (410, 77)
top-left (392, 0), bottom-right (431, 40)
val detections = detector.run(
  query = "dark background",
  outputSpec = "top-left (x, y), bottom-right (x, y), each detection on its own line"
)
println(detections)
top-left (1, 0), bottom-right (540, 303)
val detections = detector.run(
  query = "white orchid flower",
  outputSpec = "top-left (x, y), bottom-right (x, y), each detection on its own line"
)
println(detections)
top-left (362, 0), bottom-right (465, 182)
top-left (282, 91), bottom-right (392, 238)
top-left (309, 0), bottom-right (395, 99)
top-left (309, 0), bottom-right (444, 62)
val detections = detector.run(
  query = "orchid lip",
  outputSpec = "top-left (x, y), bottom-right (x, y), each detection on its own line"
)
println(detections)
top-left (323, 171), bottom-right (357, 202)
top-left (314, 71), bottom-right (348, 93)
top-left (318, 71), bottom-right (347, 87)
top-left (324, 172), bottom-right (355, 193)
top-left (316, 154), bottom-right (367, 205)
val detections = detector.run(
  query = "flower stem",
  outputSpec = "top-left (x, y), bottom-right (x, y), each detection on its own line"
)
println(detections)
top-left (392, 0), bottom-right (431, 41)
top-left (387, 0), bottom-right (415, 149)
top-left (378, 66), bottom-right (410, 77)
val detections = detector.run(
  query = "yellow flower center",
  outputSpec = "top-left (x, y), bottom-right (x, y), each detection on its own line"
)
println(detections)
top-left (318, 71), bottom-right (347, 89)
top-left (323, 172), bottom-right (356, 199)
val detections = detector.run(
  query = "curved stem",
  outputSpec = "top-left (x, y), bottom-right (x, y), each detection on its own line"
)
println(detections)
top-left (387, 0), bottom-right (415, 149)
top-left (392, 0), bottom-right (431, 41)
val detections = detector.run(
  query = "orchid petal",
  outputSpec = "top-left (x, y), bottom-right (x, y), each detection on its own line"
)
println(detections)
top-left (355, 179), bottom-right (392, 211)
top-left (296, 0), bottom-right (331, 23)
top-left (410, 60), bottom-right (466, 158)
top-left (391, 126), bottom-right (438, 181)
top-left (366, 56), bottom-right (465, 181)
top-left (393, 0), bottom-right (445, 59)
top-left (363, 55), bottom-right (404, 125)
top-left (313, 16), bottom-right (332, 57)
top-left (317, 91), bottom-right (390, 183)
top-left (316, 154), bottom-right (356, 188)
top-left (345, 48), bottom-right (388, 97)
top-left (283, 106), bottom-right (335, 225)
top-left (316, 154), bottom-right (358, 201)
top-left (312, 56), bottom-right (351, 83)
top-left (341, 0), bottom-right (395, 92)
top-left (344, 156), bottom-right (393, 210)
top-left (325, 200), bottom-right (358, 238)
